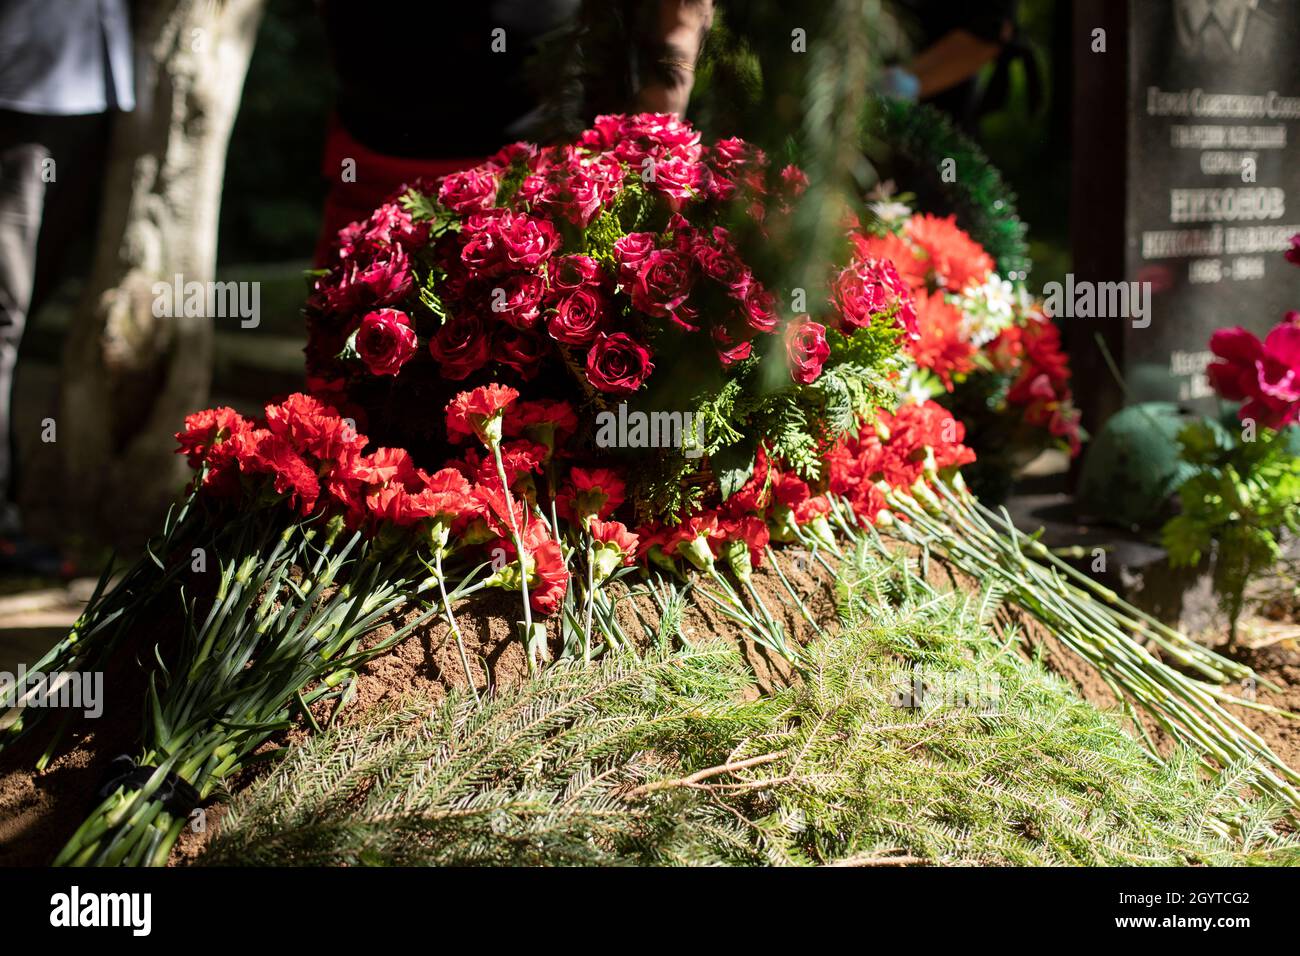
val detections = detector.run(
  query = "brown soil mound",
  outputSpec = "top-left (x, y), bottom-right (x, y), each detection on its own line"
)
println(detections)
top-left (3, 542), bottom-right (1298, 866)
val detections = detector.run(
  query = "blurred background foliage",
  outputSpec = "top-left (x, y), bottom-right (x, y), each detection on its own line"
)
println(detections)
top-left (215, 0), bottom-right (1069, 293)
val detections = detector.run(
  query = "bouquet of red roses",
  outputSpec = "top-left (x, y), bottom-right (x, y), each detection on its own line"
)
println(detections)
top-left (305, 112), bottom-right (916, 521)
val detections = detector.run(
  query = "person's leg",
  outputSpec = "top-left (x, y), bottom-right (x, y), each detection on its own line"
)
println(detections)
top-left (0, 113), bottom-right (49, 537)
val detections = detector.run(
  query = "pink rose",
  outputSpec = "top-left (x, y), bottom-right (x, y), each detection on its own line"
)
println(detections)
top-left (784, 317), bottom-right (830, 385)
top-left (356, 309), bottom-right (417, 376)
top-left (500, 212), bottom-right (561, 269)
top-left (494, 273), bottom-right (546, 330)
top-left (613, 232), bottom-right (657, 286)
top-left (586, 332), bottom-right (654, 394)
top-left (438, 167), bottom-right (499, 214)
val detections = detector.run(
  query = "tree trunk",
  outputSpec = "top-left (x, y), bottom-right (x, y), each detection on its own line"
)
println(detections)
top-left (60, 0), bottom-right (266, 545)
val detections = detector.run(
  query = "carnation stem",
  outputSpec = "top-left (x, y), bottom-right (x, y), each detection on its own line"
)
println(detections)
top-left (583, 543), bottom-right (596, 663)
top-left (491, 442), bottom-right (538, 673)
top-left (436, 549), bottom-right (479, 703)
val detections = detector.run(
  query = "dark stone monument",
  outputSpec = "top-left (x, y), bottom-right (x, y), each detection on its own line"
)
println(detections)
top-left (1070, 0), bottom-right (1300, 431)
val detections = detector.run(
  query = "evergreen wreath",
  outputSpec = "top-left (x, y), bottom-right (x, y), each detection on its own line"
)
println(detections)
top-left (870, 97), bottom-right (1031, 281)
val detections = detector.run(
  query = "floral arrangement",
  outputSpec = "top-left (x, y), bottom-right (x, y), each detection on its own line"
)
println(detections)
top-left (304, 113), bottom-right (914, 522)
top-left (1162, 241), bottom-right (1300, 640)
top-left (176, 384), bottom-right (974, 630)
top-left (857, 196), bottom-right (1083, 499)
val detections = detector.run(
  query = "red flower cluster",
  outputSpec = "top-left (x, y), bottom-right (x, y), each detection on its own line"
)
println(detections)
top-left (908, 290), bottom-right (975, 390)
top-left (176, 373), bottom-right (982, 616)
top-left (827, 401), bottom-right (976, 525)
top-left (1207, 315), bottom-right (1300, 430)
top-left (176, 393), bottom-right (478, 530)
top-left (306, 113), bottom-right (911, 409)
top-left (176, 389), bottom-right (579, 615)
top-left (854, 213), bottom-right (994, 297)
top-left (1205, 238), bottom-right (1300, 430)
top-left (988, 316), bottom-right (1083, 455)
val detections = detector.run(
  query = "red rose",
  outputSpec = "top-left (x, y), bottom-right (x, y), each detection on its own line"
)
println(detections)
top-left (586, 332), bottom-right (654, 394)
top-left (492, 326), bottom-right (548, 379)
top-left (347, 245), bottom-right (413, 309)
top-left (547, 288), bottom-right (608, 345)
top-left (651, 146), bottom-right (707, 204)
top-left (356, 309), bottom-right (417, 376)
top-left (549, 254), bottom-right (602, 293)
top-left (693, 239), bottom-right (745, 287)
top-left (493, 273), bottom-right (546, 330)
top-left (437, 167), bottom-right (499, 214)
top-left (631, 249), bottom-right (695, 320)
top-left (830, 256), bottom-right (917, 339)
top-left (711, 137), bottom-right (750, 171)
top-left (460, 212), bottom-right (508, 275)
top-left (429, 313), bottom-right (491, 380)
top-left (784, 317), bottom-right (830, 385)
top-left (739, 282), bottom-right (778, 333)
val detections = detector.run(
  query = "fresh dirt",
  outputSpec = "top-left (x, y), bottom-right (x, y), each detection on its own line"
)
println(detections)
top-left (3, 542), bottom-right (1297, 866)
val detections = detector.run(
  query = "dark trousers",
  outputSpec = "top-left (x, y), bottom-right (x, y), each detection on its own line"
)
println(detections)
top-left (0, 109), bottom-right (111, 532)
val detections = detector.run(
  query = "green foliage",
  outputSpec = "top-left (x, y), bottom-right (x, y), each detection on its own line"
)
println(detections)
top-left (205, 551), bottom-right (1298, 867)
top-left (1162, 418), bottom-right (1300, 635)
top-left (872, 98), bottom-right (1032, 279)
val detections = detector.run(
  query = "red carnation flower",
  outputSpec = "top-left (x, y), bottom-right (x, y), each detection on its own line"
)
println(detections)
top-left (503, 399), bottom-right (580, 454)
top-left (175, 406), bottom-right (251, 468)
top-left (556, 466), bottom-right (626, 522)
top-left (446, 384), bottom-right (520, 446)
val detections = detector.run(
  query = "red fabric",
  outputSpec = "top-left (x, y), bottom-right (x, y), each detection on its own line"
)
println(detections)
top-left (314, 116), bottom-right (483, 266)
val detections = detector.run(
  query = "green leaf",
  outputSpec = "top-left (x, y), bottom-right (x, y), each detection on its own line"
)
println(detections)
top-left (712, 435), bottom-right (759, 501)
